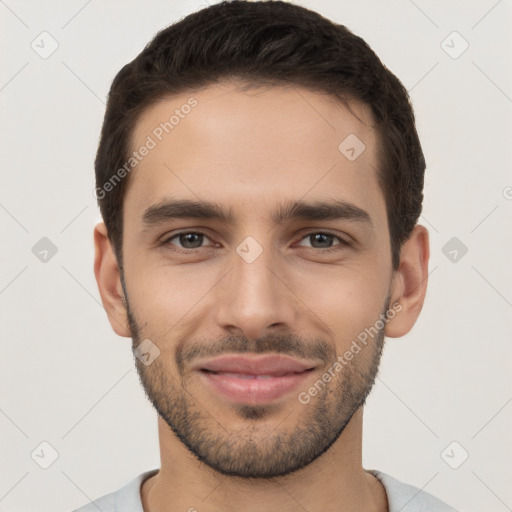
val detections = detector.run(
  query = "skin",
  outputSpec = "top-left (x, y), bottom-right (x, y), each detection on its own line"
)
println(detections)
top-left (94, 80), bottom-right (429, 512)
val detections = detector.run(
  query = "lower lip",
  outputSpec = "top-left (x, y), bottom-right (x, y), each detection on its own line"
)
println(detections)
top-left (199, 370), bottom-right (313, 404)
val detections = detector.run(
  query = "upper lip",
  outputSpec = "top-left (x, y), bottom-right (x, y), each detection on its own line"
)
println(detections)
top-left (195, 354), bottom-right (317, 375)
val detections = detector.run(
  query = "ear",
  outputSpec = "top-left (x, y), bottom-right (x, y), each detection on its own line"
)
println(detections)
top-left (93, 222), bottom-right (131, 337)
top-left (385, 224), bottom-right (430, 338)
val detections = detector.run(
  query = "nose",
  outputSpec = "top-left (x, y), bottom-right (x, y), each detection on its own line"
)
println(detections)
top-left (213, 242), bottom-right (298, 341)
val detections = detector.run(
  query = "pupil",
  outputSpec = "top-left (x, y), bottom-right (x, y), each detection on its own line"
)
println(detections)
top-left (181, 233), bottom-right (202, 248)
top-left (313, 233), bottom-right (331, 248)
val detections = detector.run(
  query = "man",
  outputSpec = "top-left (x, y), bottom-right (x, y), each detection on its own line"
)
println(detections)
top-left (76, 1), bottom-right (458, 510)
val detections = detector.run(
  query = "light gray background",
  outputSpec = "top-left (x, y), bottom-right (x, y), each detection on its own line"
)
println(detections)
top-left (1, 1), bottom-right (511, 511)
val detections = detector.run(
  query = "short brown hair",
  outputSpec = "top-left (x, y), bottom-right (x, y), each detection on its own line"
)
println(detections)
top-left (95, 0), bottom-right (425, 271)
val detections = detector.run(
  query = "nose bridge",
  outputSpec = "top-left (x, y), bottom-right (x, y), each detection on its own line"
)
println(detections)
top-left (234, 237), bottom-right (277, 299)
top-left (214, 234), bottom-right (297, 339)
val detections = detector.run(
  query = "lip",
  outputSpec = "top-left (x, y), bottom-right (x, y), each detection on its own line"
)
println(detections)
top-left (194, 354), bottom-right (317, 404)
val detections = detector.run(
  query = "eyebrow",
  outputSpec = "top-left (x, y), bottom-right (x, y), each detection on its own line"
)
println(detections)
top-left (141, 198), bottom-right (372, 229)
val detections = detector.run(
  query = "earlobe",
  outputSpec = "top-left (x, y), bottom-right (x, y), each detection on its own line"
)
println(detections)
top-left (385, 224), bottom-right (430, 339)
top-left (93, 222), bottom-right (131, 337)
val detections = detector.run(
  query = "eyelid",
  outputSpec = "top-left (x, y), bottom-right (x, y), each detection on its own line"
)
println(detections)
top-left (296, 230), bottom-right (350, 247)
top-left (161, 229), bottom-right (350, 250)
top-left (161, 230), bottom-right (217, 248)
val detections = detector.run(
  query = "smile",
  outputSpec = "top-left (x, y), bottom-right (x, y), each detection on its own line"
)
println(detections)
top-left (194, 354), bottom-right (317, 404)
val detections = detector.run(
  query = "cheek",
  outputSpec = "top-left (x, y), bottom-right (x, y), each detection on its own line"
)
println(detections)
top-left (126, 257), bottom-right (221, 327)
top-left (295, 261), bottom-right (389, 345)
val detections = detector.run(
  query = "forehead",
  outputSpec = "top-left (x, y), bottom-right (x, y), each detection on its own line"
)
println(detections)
top-left (124, 81), bottom-right (384, 228)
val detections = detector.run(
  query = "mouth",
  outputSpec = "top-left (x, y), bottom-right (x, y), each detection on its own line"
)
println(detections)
top-left (194, 354), bottom-right (317, 404)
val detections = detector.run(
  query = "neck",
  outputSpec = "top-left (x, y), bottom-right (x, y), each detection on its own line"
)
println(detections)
top-left (141, 408), bottom-right (388, 512)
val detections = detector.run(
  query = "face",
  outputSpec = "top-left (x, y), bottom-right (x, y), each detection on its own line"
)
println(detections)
top-left (119, 81), bottom-right (398, 478)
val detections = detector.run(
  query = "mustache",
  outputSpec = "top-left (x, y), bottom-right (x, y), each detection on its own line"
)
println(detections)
top-left (175, 333), bottom-right (334, 372)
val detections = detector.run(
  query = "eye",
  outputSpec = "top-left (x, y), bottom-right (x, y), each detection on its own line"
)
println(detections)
top-left (160, 230), bottom-right (350, 252)
top-left (297, 231), bottom-right (349, 250)
top-left (162, 231), bottom-right (215, 250)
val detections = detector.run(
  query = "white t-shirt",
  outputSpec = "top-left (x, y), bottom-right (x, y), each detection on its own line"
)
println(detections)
top-left (71, 468), bottom-right (458, 511)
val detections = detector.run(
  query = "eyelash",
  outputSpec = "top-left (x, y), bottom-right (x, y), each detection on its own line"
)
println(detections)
top-left (160, 230), bottom-right (350, 253)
